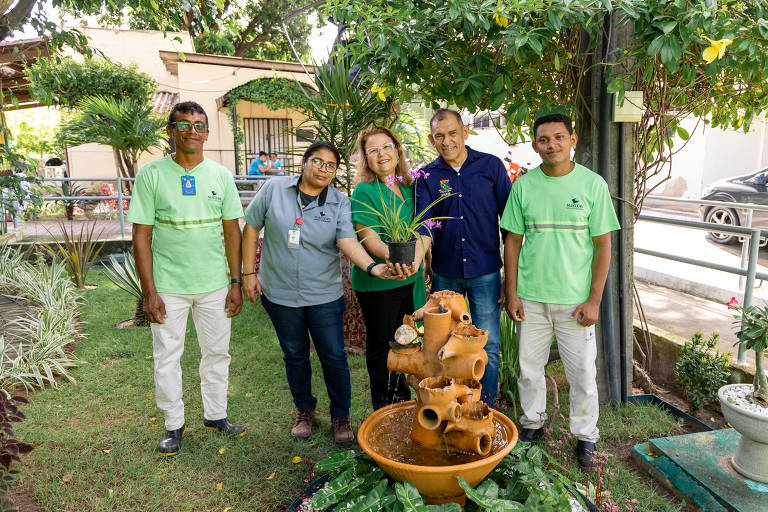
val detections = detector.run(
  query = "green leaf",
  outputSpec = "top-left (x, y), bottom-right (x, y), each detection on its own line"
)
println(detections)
top-left (661, 21), bottom-right (678, 34)
top-left (660, 37), bottom-right (681, 71)
top-left (394, 481), bottom-right (428, 511)
top-left (312, 471), bottom-right (365, 509)
top-left (347, 480), bottom-right (395, 512)
top-left (315, 450), bottom-right (358, 472)
top-left (457, 477), bottom-right (524, 510)
top-left (426, 504), bottom-right (462, 512)
top-left (676, 126), bottom-right (690, 140)
top-left (606, 77), bottom-right (623, 94)
top-left (647, 35), bottom-right (665, 56)
top-left (554, 53), bottom-right (561, 71)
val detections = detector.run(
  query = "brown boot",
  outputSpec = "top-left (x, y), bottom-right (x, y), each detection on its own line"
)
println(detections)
top-left (332, 416), bottom-right (354, 447)
top-left (290, 408), bottom-right (315, 440)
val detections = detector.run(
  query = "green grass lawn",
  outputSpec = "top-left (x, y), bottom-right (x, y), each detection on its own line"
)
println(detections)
top-left (15, 271), bottom-right (688, 511)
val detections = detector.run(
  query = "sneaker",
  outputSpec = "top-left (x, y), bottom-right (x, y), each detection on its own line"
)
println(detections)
top-left (519, 427), bottom-right (544, 443)
top-left (203, 417), bottom-right (246, 437)
top-left (332, 416), bottom-right (354, 447)
top-left (576, 440), bottom-right (598, 470)
top-left (290, 408), bottom-right (315, 440)
top-left (157, 425), bottom-right (185, 456)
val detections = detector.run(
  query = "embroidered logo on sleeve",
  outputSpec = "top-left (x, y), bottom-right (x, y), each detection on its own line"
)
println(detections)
top-left (439, 179), bottom-right (452, 195)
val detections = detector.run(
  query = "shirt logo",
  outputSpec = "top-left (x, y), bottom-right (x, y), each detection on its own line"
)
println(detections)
top-left (566, 198), bottom-right (584, 209)
top-left (439, 179), bottom-right (452, 195)
top-left (208, 190), bottom-right (222, 202)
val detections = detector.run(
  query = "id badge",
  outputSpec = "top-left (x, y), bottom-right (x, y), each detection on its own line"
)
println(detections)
top-left (288, 229), bottom-right (301, 249)
top-left (181, 175), bottom-right (196, 196)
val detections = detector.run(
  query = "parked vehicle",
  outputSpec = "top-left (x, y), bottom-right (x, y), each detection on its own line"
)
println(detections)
top-left (699, 168), bottom-right (768, 245)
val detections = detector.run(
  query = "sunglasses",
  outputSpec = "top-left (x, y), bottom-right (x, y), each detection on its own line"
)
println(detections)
top-left (171, 121), bottom-right (209, 133)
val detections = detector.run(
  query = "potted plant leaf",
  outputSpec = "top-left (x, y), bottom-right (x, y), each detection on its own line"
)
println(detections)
top-left (717, 297), bottom-right (768, 483)
top-left (352, 169), bottom-right (453, 266)
top-left (103, 252), bottom-right (148, 327)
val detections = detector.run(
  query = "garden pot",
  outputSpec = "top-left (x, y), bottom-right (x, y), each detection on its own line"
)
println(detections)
top-left (718, 383), bottom-right (768, 483)
top-left (387, 239), bottom-right (416, 266)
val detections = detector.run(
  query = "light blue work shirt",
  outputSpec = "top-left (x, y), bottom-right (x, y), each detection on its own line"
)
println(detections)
top-left (243, 175), bottom-right (356, 307)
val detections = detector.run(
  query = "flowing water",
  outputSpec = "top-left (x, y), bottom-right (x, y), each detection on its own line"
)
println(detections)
top-left (367, 407), bottom-right (511, 466)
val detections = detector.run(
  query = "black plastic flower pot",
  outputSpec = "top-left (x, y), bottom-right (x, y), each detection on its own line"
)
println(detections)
top-left (387, 239), bottom-right (417, 266)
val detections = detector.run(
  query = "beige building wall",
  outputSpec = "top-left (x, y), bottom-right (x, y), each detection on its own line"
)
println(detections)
top-left (66, 28), bottom-right (313, 180)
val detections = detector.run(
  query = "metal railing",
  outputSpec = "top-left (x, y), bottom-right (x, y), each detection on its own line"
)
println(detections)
top-left (639, 195), bottom-right (768, 364)
top-left (15, 176), bottom-right (274, 240)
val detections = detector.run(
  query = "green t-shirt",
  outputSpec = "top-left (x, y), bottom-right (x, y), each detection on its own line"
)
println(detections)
top-left (350, 180), bottom-right (426, 302)
top-left (500, 163), bottom-right (620, 304)
top-left (126, 156), bottom-right (244, 295)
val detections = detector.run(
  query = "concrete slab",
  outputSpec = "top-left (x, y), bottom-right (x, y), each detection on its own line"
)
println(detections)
top-left (644, 430), bottom-right (768, 512)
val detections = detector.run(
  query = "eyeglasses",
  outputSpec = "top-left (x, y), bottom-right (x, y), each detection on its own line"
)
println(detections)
top-left (309, 157), bottom-right (338, 172)
top-left (171, 121), bottom-right (209, 133)
top-left (365, 143), bottom-right (396, 157)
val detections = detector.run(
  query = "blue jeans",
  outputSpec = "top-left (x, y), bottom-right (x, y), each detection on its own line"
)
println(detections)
top-left (261, 294), bottom-right (351, 418)
top-left (433, 271), bottom-right (501, 406)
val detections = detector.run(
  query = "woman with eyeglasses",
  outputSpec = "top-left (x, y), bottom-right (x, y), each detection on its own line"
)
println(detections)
top-left (241, 141), bottom-right (405, 446)
top-left (350, 126), bottom-right (428, 411)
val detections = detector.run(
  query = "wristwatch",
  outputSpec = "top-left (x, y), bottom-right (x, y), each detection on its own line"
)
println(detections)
top-left (366, 262), bottom-right (377, 276)
top-left (230, 278), bottom-right (243, 284)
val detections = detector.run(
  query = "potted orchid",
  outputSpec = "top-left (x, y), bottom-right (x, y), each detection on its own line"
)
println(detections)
top-left (717, 297), bottom-right (768, 483)
top-left (352, 168), bottom-right (453, 265)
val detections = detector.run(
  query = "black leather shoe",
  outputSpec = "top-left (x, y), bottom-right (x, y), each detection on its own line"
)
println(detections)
top-left (157, 425), bottom-right (185, 456)
top-left (519, 427), bottom-right (544, 443)
top-left (203, 418), bottom-right (246, 437)
top-left (576, 440), bottom-right (597, 470)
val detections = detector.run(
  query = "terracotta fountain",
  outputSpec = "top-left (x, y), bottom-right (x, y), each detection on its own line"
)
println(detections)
top-left (357, 291), bottom-right (518, 505)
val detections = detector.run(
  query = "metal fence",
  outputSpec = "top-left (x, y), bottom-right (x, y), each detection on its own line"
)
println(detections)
top-left (11, 176), bottom-right (274, 240)
top-left (638, 195), bottom-right (768, 364)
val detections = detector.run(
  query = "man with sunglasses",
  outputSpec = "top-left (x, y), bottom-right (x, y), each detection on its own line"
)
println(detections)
top-left (128, 101), bottom-right (246, 456)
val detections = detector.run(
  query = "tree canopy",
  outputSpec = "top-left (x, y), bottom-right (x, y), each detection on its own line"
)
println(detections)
top-left (327, 0), bottom-right (768, 211)
top-left (25, 57), bottom-right (156, 109)
top-left (63, 0), bottom-right (318, 60)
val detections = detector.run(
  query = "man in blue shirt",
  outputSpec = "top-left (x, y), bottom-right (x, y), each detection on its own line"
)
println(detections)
top-left (415, 109), bottom-right (511, 406)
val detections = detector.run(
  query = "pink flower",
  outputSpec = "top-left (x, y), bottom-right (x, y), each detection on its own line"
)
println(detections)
top-left (384, 175), bottom-right (396, 188)
top-left (408, 169), bottom-right (421, 179)
top-left (727, 297), bottom-right (739, 309)
top-left (424, 220), bottom-right (442, 229)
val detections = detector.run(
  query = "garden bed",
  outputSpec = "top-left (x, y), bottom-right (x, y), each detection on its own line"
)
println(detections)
top-left (10, 271), bottom-right (700, 511)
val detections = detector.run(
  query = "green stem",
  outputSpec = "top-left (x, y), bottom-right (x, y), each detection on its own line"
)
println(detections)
top-left (754, 350), bottom-right (768, 406)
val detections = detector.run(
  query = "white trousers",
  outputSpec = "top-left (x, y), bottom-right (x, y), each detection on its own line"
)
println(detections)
top-left (518, 299), bottom-right (600, 442)
top-left (151, 287), bottom-right (231, 430)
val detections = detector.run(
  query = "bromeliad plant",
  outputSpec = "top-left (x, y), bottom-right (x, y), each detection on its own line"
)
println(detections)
top-left (102, 252), bottom-right (148, 327)
top-left (41, 220), bottom-right (105, 289)
top-left (727, 297), bottom-right (768, 406)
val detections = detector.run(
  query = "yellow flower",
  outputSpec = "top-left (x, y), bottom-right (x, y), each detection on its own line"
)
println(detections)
top-left (291, 456), bottom-right (302, 464)
top-left (493, 8), bottom-right (509, 28)
top-left (701, 36), bottom-right (734, 64)
top-left (371, 83), bottom-right (387, 102)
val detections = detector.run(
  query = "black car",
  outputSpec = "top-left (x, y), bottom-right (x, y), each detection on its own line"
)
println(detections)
top-left (699, 168), bottom-right (768, 245)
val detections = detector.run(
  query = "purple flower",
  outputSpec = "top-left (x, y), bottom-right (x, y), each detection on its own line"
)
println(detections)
top-left (408, 169), bottom-right (421, 179)
top-left (384, 175), bottom-right (396, 188)
top-left (423, 172), bottom-right (430, 179)
top-left (424, 220), bottom-right (442, 229)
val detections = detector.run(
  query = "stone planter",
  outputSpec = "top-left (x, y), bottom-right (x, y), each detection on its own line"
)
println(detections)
top-left (718, 383), bottom-right (768, 483)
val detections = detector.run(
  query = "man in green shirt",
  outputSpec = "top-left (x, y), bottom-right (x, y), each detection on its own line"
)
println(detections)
top-left (501, 113), bottom-right (620, 470)
top-left (128, 101), bottom-right (246, 456)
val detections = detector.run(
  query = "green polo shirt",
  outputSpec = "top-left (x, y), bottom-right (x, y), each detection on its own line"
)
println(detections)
top-left (500, 163), bottom-right (620, 305)
top-left (350, 181), bottom-right (427, 306)
top-left (127, 156), bottom-right (243, 295)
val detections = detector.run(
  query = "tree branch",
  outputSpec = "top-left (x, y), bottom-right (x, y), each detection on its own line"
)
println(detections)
top-left (0, 0), bottom-right (38, 43)
top-left (234, 20), bottom-right (279, 57)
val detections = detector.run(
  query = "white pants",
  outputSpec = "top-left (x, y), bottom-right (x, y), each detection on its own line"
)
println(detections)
top-left (518, 299), bottom-right (600, 442)
top-left (151, 287), bottom-right (231, 430)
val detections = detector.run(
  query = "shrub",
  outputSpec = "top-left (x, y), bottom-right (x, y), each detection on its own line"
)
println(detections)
top-left (675, 332), bottom-right (731, 413)
top-left (0, 393), bottom-right (33, 512)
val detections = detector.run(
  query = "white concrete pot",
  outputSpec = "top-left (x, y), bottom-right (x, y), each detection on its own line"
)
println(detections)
top-left (718, 383), bottom-right (768, 483)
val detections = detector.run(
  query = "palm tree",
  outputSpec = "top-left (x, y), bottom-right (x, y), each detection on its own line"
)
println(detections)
top-left (57, 96), bottom-right (167, 193)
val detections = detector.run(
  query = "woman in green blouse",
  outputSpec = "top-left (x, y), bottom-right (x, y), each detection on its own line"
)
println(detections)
top-left (351, 126), bottom-right (428, 410)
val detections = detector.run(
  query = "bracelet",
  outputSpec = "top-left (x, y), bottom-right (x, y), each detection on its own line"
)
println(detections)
top-left (242, 271), bottom-right (257, 276)
top-left (366, 262), bottom-right (377, 276)
top-left (230, 278), bottom-right (243, 284)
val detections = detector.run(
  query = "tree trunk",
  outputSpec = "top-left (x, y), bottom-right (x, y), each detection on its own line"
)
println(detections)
top-left (133, 297), bottom-right (149, 327)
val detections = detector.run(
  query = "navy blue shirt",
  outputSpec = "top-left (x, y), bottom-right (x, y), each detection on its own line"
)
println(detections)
top-left (416, 146), bottom-right (511, 279)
